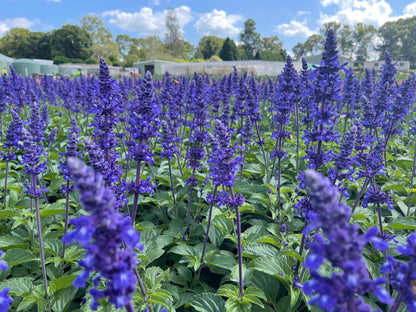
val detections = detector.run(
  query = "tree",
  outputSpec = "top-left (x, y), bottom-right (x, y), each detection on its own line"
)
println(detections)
top-left (319, 22), bottom-right (341, 37)
top-left (219, 37), bottom-right (238, 61)
top-left (353, 23), bottom-right (377, 63)
top-left (304, 34), bottom-right (324, 55)
top-left (195, 36), bottom-right (225, 60)
top-left (292, 42), bottom-right (307, 60)
top-left (116, 34), bottom-right (135, 60)
top-left (137, 36), bottom-right (166, 60)
top-left (239, 18), bottom-right (260, 59)
top-left (256, 36), bottom-right (286, 61)
top-left (164, 7), bottom-right (193, 59)
top-left (50, 24), bottom-right (92, 60)
top-left (80, 14), bottom-right (119, 63)
top-left (0, 28), bottom-right (32, 58)
top-left (338, 25), bottom-right (354, 57)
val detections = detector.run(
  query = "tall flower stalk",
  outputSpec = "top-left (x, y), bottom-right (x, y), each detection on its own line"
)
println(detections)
top-left (201, 120), bottom-right (244, 296)
top-left (64, 158), bottom-right (142, 311)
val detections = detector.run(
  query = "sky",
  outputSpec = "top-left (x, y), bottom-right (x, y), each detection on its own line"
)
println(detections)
top-left (1, 0), bottom-right (416, 55)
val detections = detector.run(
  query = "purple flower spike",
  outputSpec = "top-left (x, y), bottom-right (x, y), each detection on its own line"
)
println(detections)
top-left (64, 158), bottom-right (141, 310)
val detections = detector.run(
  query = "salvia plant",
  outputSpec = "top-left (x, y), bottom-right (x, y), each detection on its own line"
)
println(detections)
top-left (0, 33), bottom-right (416, 312)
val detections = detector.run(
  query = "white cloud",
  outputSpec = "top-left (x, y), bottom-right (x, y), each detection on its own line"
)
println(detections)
top-left (275, 20), bottom-right (315, 38)
top-left (318, 1), bottom-right (393, 27)
top-left (0, 18), bottom-right (37, 36)
top-left (403, 2), bottom-right (416, 16)
top-left (46, 0), bottom-right (61, 2)
top-left (194, 9), bottom-right (242, 37)
top-left (103, 6), bottom-right (192, 36)
top-left (150, 0), bottom-right (160, 5)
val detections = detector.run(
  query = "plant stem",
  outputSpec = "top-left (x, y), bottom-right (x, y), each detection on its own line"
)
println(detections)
top-left (32, 174), bottom-right (49, 300)
top-left (3, 157), bottom-right (9, 210)
top-left (200, 186), bottom-right (218, 263)
top-left (167, 159), bottom-right (176, 205)
top-left (408, 140), bottom-right (416, 216)
top-left (229, 187), bottom-right (244, 298)
top-left (130, 160), bottom-right (142, 225)
top-left (62, 181), bottom-right (70, 258)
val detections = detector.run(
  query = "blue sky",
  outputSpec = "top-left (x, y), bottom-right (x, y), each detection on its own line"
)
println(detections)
top-left (1, 0), bottom-right (416, 55)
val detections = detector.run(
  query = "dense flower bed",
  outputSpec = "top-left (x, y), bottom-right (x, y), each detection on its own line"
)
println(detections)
top-left (0, 29), bottom-right (415, 311)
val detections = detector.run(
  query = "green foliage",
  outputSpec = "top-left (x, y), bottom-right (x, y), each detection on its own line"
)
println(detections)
top-left (219, 37), bottom-right (238, 61)
top-left (50, 24), bottom-right (93, 60)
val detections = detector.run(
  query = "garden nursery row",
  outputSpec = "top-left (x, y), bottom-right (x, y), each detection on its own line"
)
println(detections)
top-left (0, 29), bottom-right (415, 312)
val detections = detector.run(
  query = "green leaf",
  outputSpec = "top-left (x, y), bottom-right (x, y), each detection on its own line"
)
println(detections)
top-left (0, 277), bottom-right (33, 296)
top-left (39, 203), bottom-right (66, 218)
top-left (390, 218), bottom-right (416, 230)
top-left (217, 284), bottom-right (239, 297)
top-left (169, 244), bottom-right (198, 258)
top-left (0, 235), bottom-right (28, 249)
top-left (48, 274), bottom-right (77, 294)
top-left (243, 243), bottom-right (280, 258)
top-left (207, 250), bottom-right (237, 270)
top-left (0, 210), bottom-right (20, 219)
top-left (3, 248), bottom-right (37, 265)
top-left (247, 271), bottom-right (280, 302)
top-left (43, 238), bottom-right (63, 257)
top-left (225, 297), bottom-right (251, 312)
top-left (188, 292), bottom-right (226, 312)
top-left (249, 256), bottom-right (292, 284)
top-left (53, 286), bottom-right (78, 312)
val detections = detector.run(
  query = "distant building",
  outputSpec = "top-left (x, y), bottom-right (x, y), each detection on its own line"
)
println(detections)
top-left (133, 60), bottom-right (175, 76)
top-left (0, 53), bottom-right (13, 74)
top-left (303, 55), bottom-right (355, 68)
top-left (134, 60), bottom-right (303, 77)
top-left (363, 60), bottom-right (410, 72)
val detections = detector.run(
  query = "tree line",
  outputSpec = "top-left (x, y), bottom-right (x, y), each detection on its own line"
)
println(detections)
top-left (1, 11), bottom-right (416, 68)
top-left (293, 17), bottom-right (416, 69)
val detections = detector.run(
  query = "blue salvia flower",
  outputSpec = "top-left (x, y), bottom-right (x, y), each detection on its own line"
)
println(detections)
top-left (8, 66), bottom-right (26, 109)
top-left (381, 232), bottom-right (416, 312)
top-left (160, 116), bottom-right (178, 161)
top-left (59, 117), bottom-right (82, 193)
top-left (208, 119), bottom-right (243, 187)
top-left (302, 170), bottom-right (392, 312)
top-left (0, 251), bottom-right (12, 311)
top-left (362, 186), bottom-right (394, 210)
top-left (374, 52), bottom-right (397, 130)
top-left (299, 58), bottom-right (314, 129)
top-left (302, 29), bottom-right (341, 170)
top-left (186, 73), bottom-right (209, 181)
top-left (28, 102), bottom-right (44, 143)
top-left (41, 75), bottom-right (58, 106)
top-left (2, 109), bottom-right (22, 160)
top-left (20, 128), bottom-right (47, 179)
top-left (63, 158), bottom-right (142, 311)
top-left (328, 124), bottom-right (357, 196)
top-left (270, 55), bottom-right (299, 160)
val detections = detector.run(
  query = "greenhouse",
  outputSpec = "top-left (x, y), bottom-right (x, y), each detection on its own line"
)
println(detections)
top-left (161, 60), bottom-right (303, 77)
top-left (0, 53), bottom-right (13, 74)
top-left (11, 59), bottom-right (41, 77)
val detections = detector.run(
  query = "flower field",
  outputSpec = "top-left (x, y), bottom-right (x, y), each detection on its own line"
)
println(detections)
top-left (0, 29), bottom-right (416, 312)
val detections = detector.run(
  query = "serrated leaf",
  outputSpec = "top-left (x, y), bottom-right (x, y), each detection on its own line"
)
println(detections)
top-left (249, 256), bottom-right (292, 283)
top-left (243, 243), bottom-right (280, 258)
top-left (390, 217), bottom-right (416, 230)
top-left (169, 244), bottom-right (198, 258)
top-left (48, 274), bottom-right (77, 294)
top-left (0, 235), bottom-right (28, 249)
top-left (0, 210), bottom-right (20, 219)
top-left (206, 250), bottom-right (237, 270)
top-left (188, 292), bottom-right (226, 312)
top-left (225, 297), bottom-right (251, 312)
top-left (3, 248), bottom-right (37, 265)
top-left (0, 277), bottom-right (33, 296)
